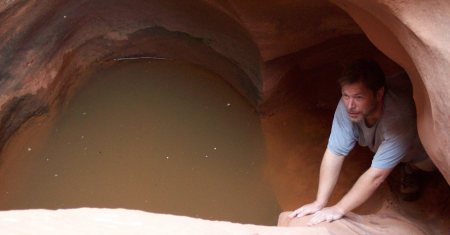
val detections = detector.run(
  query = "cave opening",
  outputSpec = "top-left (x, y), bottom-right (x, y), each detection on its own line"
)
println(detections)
top-left (261, 34), bottom-right (450, 231)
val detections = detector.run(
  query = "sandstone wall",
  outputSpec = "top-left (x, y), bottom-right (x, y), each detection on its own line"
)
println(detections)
top-left (0, 0), bottom-right (448, 196)
top-left (0, 0), bottom-right (448, 233)
top-left (0, 0), bottom-right (261, 153)
top-left (331, 0), bottom-right (450, 182)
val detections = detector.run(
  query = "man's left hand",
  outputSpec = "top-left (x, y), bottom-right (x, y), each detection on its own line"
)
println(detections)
top-left (307, 206), bottom-right (344, 226)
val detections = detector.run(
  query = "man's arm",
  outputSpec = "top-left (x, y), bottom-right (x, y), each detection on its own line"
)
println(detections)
top-left (308, 166), bottom-right (392, 225)
top-left (289, 148), bottom-right (345, 218)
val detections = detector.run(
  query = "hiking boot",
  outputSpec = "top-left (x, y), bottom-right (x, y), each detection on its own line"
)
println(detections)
top-left (400, 163), bottom-right (422, 201)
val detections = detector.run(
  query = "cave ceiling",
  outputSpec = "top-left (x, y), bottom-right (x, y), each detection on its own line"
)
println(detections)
top-left (206, 0), bottom-right (363, 61)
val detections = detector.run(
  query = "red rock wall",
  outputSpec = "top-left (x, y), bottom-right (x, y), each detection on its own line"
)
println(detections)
top-left (0, 0), bottom-right (448, 233)
top-left (331, 0), bottom-right (450, 182)
top-left (0, 0), bottom-right (448, 189)
top-left (0, 0), bottom-right (261, 152)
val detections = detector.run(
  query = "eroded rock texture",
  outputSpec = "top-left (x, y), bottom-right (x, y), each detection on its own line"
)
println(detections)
top-left (332, 0), bottom-right (450, 190)
top-left (0, 0), bottom-right (262, 153)
top-left (0, 0), bottom-right (449, 234)
top-left (2, 0), bottom-right (448, 181)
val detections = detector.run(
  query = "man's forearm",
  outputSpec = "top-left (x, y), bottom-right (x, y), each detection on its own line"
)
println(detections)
top-left (288, 148), bottom-right (346, 219)
top-left (335, 167), bottom-right (392, 213)
top-left (316, 148), bottom-right (345, 206)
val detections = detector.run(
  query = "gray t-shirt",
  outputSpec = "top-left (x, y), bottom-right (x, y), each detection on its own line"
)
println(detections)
top-left (327, 88), bottom-right (428, 169)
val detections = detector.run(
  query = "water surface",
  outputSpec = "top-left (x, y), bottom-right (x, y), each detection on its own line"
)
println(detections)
top-left (0, 60), bottom-right (279, 225)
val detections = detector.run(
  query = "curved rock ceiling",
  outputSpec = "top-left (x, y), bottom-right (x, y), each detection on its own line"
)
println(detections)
top-left (0, 0), bottom-right (448, 193)
top-left (0, 0), bottom-right (449, 233)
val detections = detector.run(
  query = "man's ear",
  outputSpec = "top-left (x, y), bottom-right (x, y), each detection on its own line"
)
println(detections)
top-left (376, 87), bottom-right (385, 101)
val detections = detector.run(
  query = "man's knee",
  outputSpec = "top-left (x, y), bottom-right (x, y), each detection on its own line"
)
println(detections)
top-left (411, 158), bottom-right (435, 172)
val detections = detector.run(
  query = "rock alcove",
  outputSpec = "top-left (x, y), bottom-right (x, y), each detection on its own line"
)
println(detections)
top-left (0, 0), bottom-right (449, 234)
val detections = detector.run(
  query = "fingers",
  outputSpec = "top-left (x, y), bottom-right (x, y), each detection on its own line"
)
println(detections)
top-left (307, 208), bottom-right (344, 226)
top-left (295, 208), bottom-right (312, 218)
top-left (307, 212), bottom-right (325, 226)
top-left (288, 208), bottom-right (303, 218)
top-left (308, 212), bottom-right (332, 225)
top-left (288, 204), bottom-right (318, 218)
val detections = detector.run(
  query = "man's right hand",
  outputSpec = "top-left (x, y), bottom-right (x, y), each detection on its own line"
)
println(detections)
top-left (288, 149), bottom-right (344, 219)
top-left (288, 201), bottom-right (324, 218)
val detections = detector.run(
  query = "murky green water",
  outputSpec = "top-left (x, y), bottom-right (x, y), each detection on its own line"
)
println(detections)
top-left (0, 60), bottom-right (279, 225)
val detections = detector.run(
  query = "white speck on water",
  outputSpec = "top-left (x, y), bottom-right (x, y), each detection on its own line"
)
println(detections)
top-left (63, 15), bottom-right (67, 19)
top-left (82, 112), bottom-right (87, 116)
top-left (213, 147), bottom-right (217, 150)
top-left (27, 147), bottom-right (32, 152)
top-left (54, 174), bottom-right (59, 177)
top-left (205, 155), bottom-right (208, 158)
top-left (165, 156), bottom-right (169, 159)
top-left (81, 135), bottom-right (85, 139)
top-left (226, 103), bottom-right (231, 107)
top-left (46, 158), bottom-right (50, 161)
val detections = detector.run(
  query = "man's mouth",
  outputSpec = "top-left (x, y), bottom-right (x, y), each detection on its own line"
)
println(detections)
top-left (348, 112), bottom-right (359, 118)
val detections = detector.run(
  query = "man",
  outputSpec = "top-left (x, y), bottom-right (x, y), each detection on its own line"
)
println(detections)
top-left (289, 59), bottom-right (434, 225)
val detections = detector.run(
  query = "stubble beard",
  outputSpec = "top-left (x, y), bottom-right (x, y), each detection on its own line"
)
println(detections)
top-left (348, 101), bottom-right (379, 123)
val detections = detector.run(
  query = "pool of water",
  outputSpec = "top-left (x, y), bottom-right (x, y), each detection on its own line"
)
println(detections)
top-left (0, 60), bottom-right (279, 225)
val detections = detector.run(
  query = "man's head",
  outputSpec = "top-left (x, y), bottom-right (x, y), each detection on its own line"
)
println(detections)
top-left (338, 59), bottom-right (386, 124)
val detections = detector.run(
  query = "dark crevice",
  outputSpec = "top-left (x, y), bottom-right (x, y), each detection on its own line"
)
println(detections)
top-left (0, 94), bottom-right (49, 155)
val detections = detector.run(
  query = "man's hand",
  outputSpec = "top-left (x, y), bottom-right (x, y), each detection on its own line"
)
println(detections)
top-left (288, 201), bottom-right (324, 218)
top-left (307, 206), bottom-right (344, 225)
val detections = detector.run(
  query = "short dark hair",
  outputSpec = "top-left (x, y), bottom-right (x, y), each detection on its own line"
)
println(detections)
top-left (338, 59), bottom-right (386, 93)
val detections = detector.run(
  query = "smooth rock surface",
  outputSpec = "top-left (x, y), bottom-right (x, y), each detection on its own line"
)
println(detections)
top-left (0, 0), bottom-right (449, 234)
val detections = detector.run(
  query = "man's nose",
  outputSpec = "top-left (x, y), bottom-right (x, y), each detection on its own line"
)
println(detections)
top-left (347, 98), bottom-right (355, 110)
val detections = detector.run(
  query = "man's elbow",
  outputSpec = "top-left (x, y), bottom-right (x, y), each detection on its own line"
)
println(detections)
top-left (368, 167), bottom-right (392, 187)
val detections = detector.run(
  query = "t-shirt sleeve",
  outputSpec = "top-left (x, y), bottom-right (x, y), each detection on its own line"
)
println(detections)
top-left (371, 120), bottom-right (415, 169)
top-left (327, 99), bottom-right (357, 156)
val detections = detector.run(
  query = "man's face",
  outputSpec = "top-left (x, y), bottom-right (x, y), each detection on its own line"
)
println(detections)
top-left (341, 81), bottom-right (382, 123)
